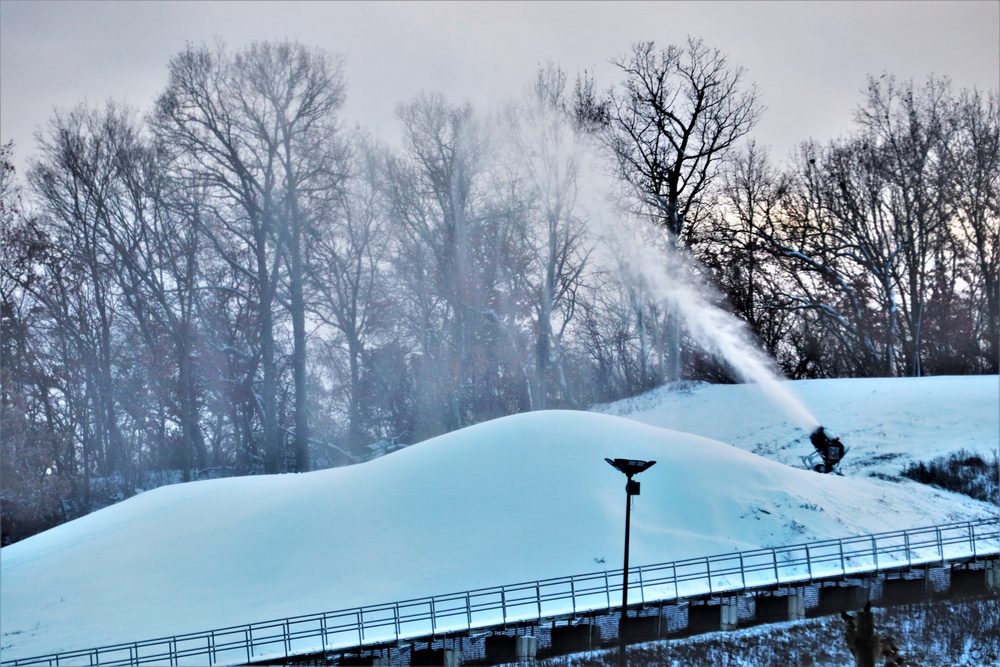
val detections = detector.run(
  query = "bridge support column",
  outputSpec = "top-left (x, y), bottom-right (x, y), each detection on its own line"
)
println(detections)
top-left (788, 592), bottom-right (806, 621)
top-left (720, 601), bottom-right (738, 631)
top-left (516, 635), bottom-right (537, 660)
top-left (987, 566), bottom-right (1000, 593)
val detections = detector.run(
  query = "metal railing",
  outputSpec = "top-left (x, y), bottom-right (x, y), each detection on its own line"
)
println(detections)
top-left (3, 517), bottom-right (997, 667)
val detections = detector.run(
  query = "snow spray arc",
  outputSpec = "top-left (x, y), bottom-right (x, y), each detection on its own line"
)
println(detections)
top-left (577, 151), bottom-right (820, 432)
top-left (502, 89), bottom-right (818, 432)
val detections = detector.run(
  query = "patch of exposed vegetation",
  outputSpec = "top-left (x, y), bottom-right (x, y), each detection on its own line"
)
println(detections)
top-left (868, 471), bottom-right (903, 483)
top-left (901, 449), bottom-right (999, 504)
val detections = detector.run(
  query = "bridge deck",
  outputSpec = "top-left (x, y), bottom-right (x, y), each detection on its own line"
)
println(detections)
top-left (3, 518), bottom-right (997, 667)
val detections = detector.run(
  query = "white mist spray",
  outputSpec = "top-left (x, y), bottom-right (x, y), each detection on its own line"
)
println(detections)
top-left (578, 150), bottom-right (820, 432)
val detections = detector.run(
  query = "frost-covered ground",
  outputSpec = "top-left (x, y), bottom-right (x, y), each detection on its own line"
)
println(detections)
top-left (1, 376), bottom-right (997, 661)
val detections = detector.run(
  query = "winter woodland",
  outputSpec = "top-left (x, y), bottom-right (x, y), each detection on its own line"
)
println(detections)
top-left (1, 38), bottom-right (997, 545)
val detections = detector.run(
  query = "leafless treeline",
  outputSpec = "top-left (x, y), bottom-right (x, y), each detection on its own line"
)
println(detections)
top-left (1, 39), bottom-right (996, 543)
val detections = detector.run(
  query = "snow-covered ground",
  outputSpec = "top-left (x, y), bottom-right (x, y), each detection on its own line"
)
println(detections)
top-left (1, 376), bottom-right (997, 661)
top-left (596, 375), bottom-right (999, 478)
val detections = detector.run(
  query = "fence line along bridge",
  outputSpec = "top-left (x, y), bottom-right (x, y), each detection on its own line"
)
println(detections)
top-left (2, 518), bottom-right (997, 667)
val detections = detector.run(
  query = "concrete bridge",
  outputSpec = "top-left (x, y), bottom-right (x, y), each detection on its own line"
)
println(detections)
top-left (3, 518), bottom-right (997, 667)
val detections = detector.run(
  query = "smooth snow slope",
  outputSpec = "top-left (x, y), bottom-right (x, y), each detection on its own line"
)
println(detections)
top-left (599, 375), bottom-right (1000, 478)
top-left (2, 378), bottom-right (998, 659)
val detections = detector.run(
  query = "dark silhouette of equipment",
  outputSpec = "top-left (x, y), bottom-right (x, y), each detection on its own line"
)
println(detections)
top-left (804, 426), bottom-right (846, 474)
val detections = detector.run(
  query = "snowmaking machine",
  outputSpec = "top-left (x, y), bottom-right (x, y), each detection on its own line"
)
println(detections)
top-left (802, 426), bottom-right (847, 474)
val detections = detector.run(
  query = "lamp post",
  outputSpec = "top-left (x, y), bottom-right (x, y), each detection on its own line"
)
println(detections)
top-left (605, 458), bottom-right (656, 667)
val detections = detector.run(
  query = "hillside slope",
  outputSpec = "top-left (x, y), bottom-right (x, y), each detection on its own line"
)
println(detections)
top-left (599, 375), bottom-right (999, 477)
top-left (2, 377), bottom-right (997, 660)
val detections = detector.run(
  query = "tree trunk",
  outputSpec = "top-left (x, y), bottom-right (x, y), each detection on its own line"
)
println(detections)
top-left (258, 237), bottom-right (281, 473)
top-left (289, 211), bottom-right (310, 473)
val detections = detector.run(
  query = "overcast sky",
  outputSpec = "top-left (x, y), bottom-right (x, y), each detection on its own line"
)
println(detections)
top-left (2, 1), bottom-right (998, 176)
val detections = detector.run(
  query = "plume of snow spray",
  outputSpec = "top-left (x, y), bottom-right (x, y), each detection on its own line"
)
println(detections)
top-left (633, 230), bottom-right (817, 430)
top-left (578, 152), bottom-right (820, 432)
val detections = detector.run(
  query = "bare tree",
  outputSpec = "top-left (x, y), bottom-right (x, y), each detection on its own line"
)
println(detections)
top-left (505, 65), bottom-right (594, 408)
top-left (1, 141), bottom-right (78, 544)
top-left (950, 88), bottom-right (999, 372)
top-left (693, 142), bottom-right (804, 377)
top-left (573, 269), bottom-right (647, 401)
top-left (765, 137), bottom-right (905, 377)
top-left (856, 74), bottom-right (957, 376)
top-left (387, 92), bottom-right (488, 437)
top-left (307, 133), bottom-right (391, 454)
top-left (29, 106), bottom-right (134, 488)
top-left (258, 41), bottom-right (347, 472)
top-left (154, 40), bottom-right (346, 472)
top-left (600, 38), bottom-right (762, 381)
top-left (92, 108), bottom-right (211, 480)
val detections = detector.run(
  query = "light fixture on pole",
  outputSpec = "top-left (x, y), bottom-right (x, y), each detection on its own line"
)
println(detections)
top-left (605, 458), bottom-right (656, 667)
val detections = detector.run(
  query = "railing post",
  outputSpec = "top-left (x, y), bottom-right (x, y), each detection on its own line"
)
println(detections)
top-left (358, 610), bottom-right (364, 647)
top-left (570, 575), bottom-right (577, 616)
top-left (501, 587), bottom-right (508, 626)
top-left (466, 592), bottom-right (473, 631)
top-left (245, 627), bottom-right (252, 664)
top-left (871, 535), bottom-right (879, 572)
top-left (739, 552), bottom-right (746, 590)
top-left (672, 562), bottom-right (679, 600)
top-left (706, 557), bottom-right (713, 595)
top-left (772, 548), bottom-right (779, 585)
top-left (904, 531), bottom-right (911, 569)
top-left (971, 522), bottom-right (977, 560)
top-left (430, 598), bottom-right (437, 637)
top-left (394, 603), bottom-right (401, 642)
top-left (284, 619), bottom-right (291, 657)
top-left (604, 571), bottom-right (611, 611)
top-left (536, 582), bottom-right (542, 620)
top-left (805, 545), bottom-right (812, 581)
top-left (937, 527), bottom-right (944, 565)
top-left (638, 566), bottom-right (645, 605)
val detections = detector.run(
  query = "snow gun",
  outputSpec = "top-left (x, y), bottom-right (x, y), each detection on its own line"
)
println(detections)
top-left (803, 426), bottom-right (847, 474)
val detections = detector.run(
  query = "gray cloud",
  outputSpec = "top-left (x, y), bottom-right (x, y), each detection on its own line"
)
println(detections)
top-left (2, 0), bottom-right (998, 174)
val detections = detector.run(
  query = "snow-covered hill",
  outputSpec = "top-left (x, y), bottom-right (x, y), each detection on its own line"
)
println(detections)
top-left (1, 376), bottom-right (997, 660)
top-left (596, 375), bottom-right (1000, 477)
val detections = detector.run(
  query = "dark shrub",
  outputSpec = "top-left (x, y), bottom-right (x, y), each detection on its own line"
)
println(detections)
top-left (901, 449), bottom-right (999, 504)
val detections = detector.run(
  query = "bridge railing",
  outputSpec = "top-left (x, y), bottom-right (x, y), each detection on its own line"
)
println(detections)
top-left (3, 518), bottom-right (996, 667)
